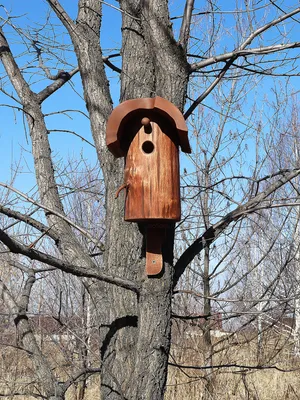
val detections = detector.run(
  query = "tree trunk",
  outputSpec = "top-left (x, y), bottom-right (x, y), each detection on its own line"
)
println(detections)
top-left (3, 0), bottom-right (190, 397)
top-left (2, 2), bottom-right (300, 398)
top-left (98, 1), bottom-right (189, 395)
top-left (68, 1), bottom-right (190, 398)
top-left (202, 165), bottom-right (215, 399)
top-left (294, 215), bottom-right (300, 356)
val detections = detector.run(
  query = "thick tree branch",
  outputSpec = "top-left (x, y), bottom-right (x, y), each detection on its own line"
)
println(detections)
top-left (0, 182), bottom-right (104, 251)
top-left (0, 229), bottom-right (139, 293)
top-left (0, 275), bottom-right (61, 398)
top-left (0, 30), bottom-right (87, 262)
top-left (178, 0), bottom-right (195, 52)
top-left (189, 42), bottom-right (300, 72)
top-left (48, 0), bottom-right (112, 161)
top-left (0, 204), bottom-right (59, 243)
top-left (184, 59), bottom-right (233, 119)
top-left (132, 0), bottom-right (189, 109)
top-left (0, 28), bottom-right (35, 103)
top-left (103, 56), bottom-right (122, 74)
top-left (35, 54), bottom-right (120, 104)
top-left (0, 26), bottom-right (108, 312)
top-left (174, 168), bottom-right (300, 287)
top-left (37, 67), bottom-right (79, 103)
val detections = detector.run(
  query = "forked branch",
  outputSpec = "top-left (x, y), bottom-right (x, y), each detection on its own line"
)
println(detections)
top-left (174, 168), bottom-right (300, 286)
top-left (0, 182), bottom-right (105, 251)
top-left (0, 229), bottom-right (139, 293)
top-left (185, 6), bottom-right (300, 119)
top-left (179, 0), bottom-right (195, 52)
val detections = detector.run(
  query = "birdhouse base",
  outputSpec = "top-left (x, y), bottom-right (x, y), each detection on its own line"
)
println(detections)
top-left (146, 226), bottom-right (165, 276)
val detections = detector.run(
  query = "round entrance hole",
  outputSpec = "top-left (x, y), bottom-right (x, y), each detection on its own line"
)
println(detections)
top-left (142, 141), bottom-right (155, 154)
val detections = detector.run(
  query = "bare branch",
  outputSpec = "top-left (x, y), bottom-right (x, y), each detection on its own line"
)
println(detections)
top-left (240, 7), bottom-right (300, 49)
top-left (61, 367), bottom-right (102, 393)
top-left (0, 229), bottom-right (139, 293)
top-left (100, 0), bottom-right (140, 21)
top-left (48, 129), bottom-right (96, 148)
top-left (0, 182), bottom-right (104, 251)
top-left (37, 52), bottom-right (120, 103)
top-left (0, 203), bottom-right (60, 242)
top-left (0, 27), bottom-right (34, 103)
top-left (37, 67), bottom-right (79, 103)
top-left (0, 274), bottom-right (60, 397)
top-left (171, 4), bottom-right (271, 20)
top-left (185, 7), bottom-right (300, 119)
top-left (178, 0), bottom-right (195, 52)
top-left (168, 361), bottom-right (299, 373)
top-left (103, 56), bottom-right (122, 74)
top-left (190, 42), bottom-right (300, 72)
top-left (45, 0), bottom-right (75, 34)
top-left (0, 393), bottom-right (43, 399)
top-left (184, 59), bottom-right (232, 119)
top-left (174, 168), bottom-right (300, 286)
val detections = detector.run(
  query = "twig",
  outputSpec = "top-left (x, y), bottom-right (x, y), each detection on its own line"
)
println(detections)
top-left (48, 129), bottom-right (95, 148)
top-left (185, 7), bottom-right (300, 118)
top-left (0, 228), bottom-right (139, 293)
top-left (0, 182), bottom-right (104, 251)
top-left (168, 361), bottom-right (300, 373)
top-left (174, 168), bottom-right (300, 286)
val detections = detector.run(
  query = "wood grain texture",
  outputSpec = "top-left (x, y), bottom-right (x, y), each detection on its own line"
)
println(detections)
top-left (146, 227), bottom-right (164, 275)
top-left (124, 120), bottom-right (181, 222)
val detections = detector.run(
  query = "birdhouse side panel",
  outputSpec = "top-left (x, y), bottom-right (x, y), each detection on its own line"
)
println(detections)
top-left (124, 122), bottom-right (181, 222)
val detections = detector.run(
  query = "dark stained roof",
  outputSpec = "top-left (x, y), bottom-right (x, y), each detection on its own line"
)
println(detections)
top-left (106, 96), bottom-right (191, 157)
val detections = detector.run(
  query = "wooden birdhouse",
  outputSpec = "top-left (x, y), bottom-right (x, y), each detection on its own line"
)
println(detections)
top-left (106, 97), bottom-right (190, 275)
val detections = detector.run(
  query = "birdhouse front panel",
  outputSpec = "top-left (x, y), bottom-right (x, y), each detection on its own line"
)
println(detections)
top-left (106, 97), bottom-right (191, 275)
top-left (124, 119), bottom-right (180, 222)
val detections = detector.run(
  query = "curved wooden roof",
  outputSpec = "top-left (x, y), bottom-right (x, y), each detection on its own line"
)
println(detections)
top-left (106, 97), bottom-right (190, 157)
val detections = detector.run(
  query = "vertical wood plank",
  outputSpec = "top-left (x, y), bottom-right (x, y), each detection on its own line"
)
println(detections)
top-left (124, 120), bottom-right (181, 221)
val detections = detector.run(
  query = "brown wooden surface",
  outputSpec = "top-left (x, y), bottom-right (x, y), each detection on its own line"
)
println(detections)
top-left (146, 227), bottom-right (164, 275)
top-left (106, 96), bottom-right (190, 157)
top-left (124, 120), bottom-right (180, 221)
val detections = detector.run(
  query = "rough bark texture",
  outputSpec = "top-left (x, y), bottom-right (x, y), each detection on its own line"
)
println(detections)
top-left (96, 2), bottom-right (189, 398)
top-left (41, 0), bottom-right (188, 399)
top-left (42, 1), bottom-right (188, 398)
top-left (2, 1), bottom-right (300, 399)
top-left (0, 274), bottom-right (64, 399)
top-left (58, 1), bottom-right (190, 398)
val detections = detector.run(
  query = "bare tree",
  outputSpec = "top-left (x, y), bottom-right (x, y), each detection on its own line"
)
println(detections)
top-left (1, 1), bottom-right (300, 399)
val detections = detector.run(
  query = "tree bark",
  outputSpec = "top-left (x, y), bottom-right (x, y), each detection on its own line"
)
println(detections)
top-left (3, 1), bottom-right (300, 399)
top-left (0, 274), bottom-right (64, 399)
top-left (55, 1), bottom-right (190, 398)
top-left (97, 1), bottom-right (189, 397)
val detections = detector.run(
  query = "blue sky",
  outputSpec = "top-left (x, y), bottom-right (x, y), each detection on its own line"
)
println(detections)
top-left (0, 0), bottom-right (299, 295)
top-left (0, 0), bottom-right (299, 197)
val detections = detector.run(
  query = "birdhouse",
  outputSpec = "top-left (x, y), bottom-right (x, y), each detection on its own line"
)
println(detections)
top-left (106, 97), bottom-right (190, 275)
